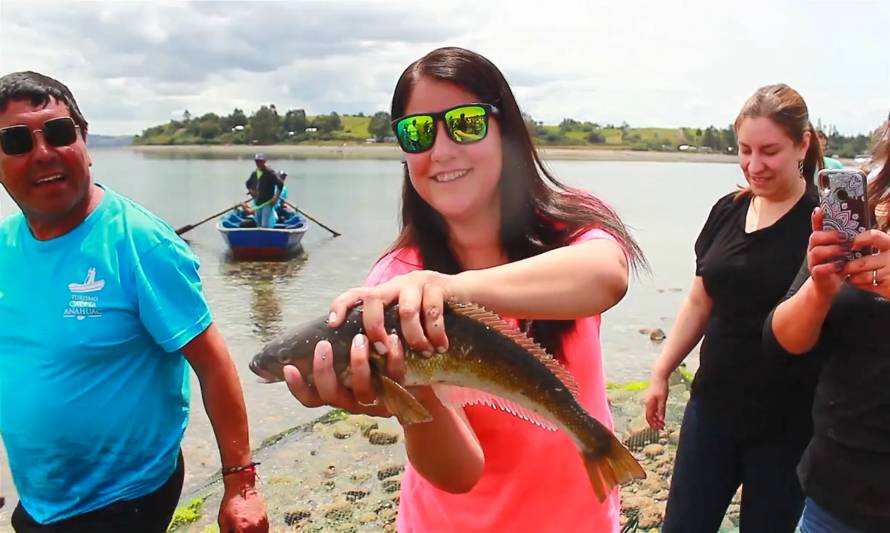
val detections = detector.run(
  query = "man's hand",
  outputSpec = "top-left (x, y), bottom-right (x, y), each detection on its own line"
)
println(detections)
top-left (218, 478), bottom-right (268, 533)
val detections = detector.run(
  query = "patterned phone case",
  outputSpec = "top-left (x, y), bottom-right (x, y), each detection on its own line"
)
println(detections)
top-left (818, 169), bottom-right (871, 260)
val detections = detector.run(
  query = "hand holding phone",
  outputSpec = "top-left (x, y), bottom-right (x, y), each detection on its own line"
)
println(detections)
top-left (818, 168), bottom-right (872, 261)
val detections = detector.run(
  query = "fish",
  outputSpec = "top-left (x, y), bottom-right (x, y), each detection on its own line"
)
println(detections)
top-left (249, 301), bottom-right (646, 501)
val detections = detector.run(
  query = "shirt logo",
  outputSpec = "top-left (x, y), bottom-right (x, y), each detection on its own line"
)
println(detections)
top-left (65, 267), bottom-right (105, 320)
top-left (68, 267), bottom-right (105, 293)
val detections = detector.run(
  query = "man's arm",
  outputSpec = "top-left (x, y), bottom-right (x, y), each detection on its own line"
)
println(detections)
top-left (181, 323), bottom-right (268, 532)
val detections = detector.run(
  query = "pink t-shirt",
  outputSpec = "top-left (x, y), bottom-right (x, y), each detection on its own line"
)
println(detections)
top-left (365, 228), bottom-right (621, 533)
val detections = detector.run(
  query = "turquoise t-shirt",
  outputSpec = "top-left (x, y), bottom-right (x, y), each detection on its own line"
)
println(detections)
top-left (823, 156), bottom-right (844, 169)
top-left (0, 185), bottom-right (212, 524)
top-left (274, 185), bottom-right (289, 211)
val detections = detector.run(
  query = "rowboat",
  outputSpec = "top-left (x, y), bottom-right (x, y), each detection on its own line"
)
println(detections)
top-left (217, 210), bottom-right (308, 260)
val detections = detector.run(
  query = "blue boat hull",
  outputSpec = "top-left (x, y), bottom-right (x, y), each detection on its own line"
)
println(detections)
top-left (217, 211), bottom-right (308, 260)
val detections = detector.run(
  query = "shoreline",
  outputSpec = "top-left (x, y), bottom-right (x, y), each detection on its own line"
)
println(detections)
top-left (161, 372), bottom-right (736, 533)
top-left (127, 143), bottom-right (744, 163)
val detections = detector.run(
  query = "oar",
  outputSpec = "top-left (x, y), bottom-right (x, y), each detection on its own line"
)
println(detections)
top-left (175, 202), bottom-right (244, 236)
top-left (282, 199), bottom-right (341, 237)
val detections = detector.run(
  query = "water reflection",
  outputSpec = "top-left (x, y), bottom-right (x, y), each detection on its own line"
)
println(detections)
top-left (219, 255), bottom-right (309, 341)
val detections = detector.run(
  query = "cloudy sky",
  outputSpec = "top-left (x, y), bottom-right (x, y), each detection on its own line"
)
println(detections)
top-left (1, 0), bottom-right (887, 136)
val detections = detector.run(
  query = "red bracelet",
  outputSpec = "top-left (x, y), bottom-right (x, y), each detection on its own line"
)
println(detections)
top-left (221, 462), bottom-right (260, 476)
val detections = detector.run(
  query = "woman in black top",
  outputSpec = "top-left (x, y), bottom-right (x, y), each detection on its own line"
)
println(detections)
top-left (644, 84), bottom-right (823, 532)
top-left (765, 122), bottom-right (890, 533)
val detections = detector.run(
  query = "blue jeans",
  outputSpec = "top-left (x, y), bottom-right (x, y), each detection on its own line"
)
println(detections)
top-left (257, 204), bottom-right (276, 228)
top-left (799, 498), bottom-right (863, 533)
top-left (662, 397), bottom-right (808, 533)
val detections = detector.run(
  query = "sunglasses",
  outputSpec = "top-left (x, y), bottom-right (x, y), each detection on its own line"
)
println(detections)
top-left (0, 117), bottom-right (80, 156)
top-left (391, 103), bottom-right (499, 154)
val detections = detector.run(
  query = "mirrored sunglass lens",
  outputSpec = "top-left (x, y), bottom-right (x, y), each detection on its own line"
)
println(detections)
top-left (43, 118), bottom-right (77, 147)
top-left (0, 126), bottom-right (33, 155)
top-left (397, 115), bottom-right (435, 153)
top-left (444, 106), bottom-right (488, 143)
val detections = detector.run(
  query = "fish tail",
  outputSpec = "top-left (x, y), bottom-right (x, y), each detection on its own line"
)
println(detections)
top-left (582, 438), bottom-right (647, 502)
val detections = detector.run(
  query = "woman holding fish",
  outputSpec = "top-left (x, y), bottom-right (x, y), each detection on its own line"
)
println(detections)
top-left (276, 47), bottom-right (646, 532)
top-left (765, 120), bottom-right (890, 533)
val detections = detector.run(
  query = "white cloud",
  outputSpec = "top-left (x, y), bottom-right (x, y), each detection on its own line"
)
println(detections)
top-left (1, 0), bottom-right (886, 135)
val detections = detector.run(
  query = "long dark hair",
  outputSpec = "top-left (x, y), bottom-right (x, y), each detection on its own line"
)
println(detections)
top-left (868, 118), bottom-right (890, 232)
top-left (734, 84), bottom-right (822, 199)
top-left (387, 47), bottom-right (647, 355)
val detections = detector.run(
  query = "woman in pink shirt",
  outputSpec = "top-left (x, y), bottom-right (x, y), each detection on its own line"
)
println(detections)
top-left (284, 47), bottom-right (646, 532)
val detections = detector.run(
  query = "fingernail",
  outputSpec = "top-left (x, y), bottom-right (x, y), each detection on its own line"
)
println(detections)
top-left (353, 334), bottom-right (366, 348)
top-left (328, 312), bottom-right (337, 324)
top-left (373, 341), bottom-right (388, 354)
top-left (436, 346), bottom-right (447, 354)
top-left (389, 334), bottom-right (400, 350)
top-left (422, 350), bottom-right (433, 358)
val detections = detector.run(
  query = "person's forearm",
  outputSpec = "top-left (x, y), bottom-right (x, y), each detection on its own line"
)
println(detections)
top-left (197, 362), bottom-right (252, 467)
top-left (770, 278), bottom-right (832, 354)
top-left (183, 326), bottom-right (256, 490)
top-left (651, 286), bottom-right (711, 380)
top-left (452, 240), bottom-right (628, 320)
top-left (402, 388), bottom-right (484, 493)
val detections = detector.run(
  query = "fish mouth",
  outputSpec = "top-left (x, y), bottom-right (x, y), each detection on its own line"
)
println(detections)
top-left (249, 358), bottom-right (283, 384)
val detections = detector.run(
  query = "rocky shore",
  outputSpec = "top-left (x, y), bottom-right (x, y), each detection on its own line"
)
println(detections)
top-left (167, 370), bottom-right (743, 533)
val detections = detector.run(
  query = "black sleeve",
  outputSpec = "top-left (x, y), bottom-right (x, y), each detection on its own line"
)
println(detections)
top-left (694, 193), bottom-right (734, 276)
top-left (762, 258), bottom-right (812, 357)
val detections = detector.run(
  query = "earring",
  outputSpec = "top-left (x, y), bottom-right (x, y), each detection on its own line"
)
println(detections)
top-left (798, 160), bottom-right (804, 176)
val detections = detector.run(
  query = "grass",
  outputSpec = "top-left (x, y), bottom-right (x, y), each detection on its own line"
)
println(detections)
top-left (606, 380), bottom-right (650, 392)
top-left (338, 115), bottom-right (371, 136)
top-left (168, 496), bottom-right (209, 531)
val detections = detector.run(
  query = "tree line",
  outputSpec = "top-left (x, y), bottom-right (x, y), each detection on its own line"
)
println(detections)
top-left (133, 105), bottom-right (879, 158)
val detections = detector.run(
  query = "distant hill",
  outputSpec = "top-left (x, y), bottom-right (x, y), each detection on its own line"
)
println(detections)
top-left (87, 134), bottom-right (133, 147)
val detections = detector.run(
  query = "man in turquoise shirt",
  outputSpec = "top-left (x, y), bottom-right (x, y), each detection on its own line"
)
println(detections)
top-left (0, 72), bottom-right (268, 532)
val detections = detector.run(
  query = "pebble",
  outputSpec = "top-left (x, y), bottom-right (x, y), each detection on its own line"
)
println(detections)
top-left (357, 512), bottom-right (377, 524)
top-left (345, 490), bottom-right (369, 502)
top-left (368, 430), bottom-right (399, 445)
top-left (382, 479), bottom-right (401, 493)
top-left (323, 500), bottom-right (354, 521)
top-left (642, 443), bottom-right (665, 458)
top-left (332, 422), bottom-right (357, 439)
top-left (283, 510), bottom-right (311, 526)
top-left (377, 464), bottom-right (405, 480)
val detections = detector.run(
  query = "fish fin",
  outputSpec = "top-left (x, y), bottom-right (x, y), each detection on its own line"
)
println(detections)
top-left (432, 384), bottom-right (559, 431)
top-left (447, 302), bottom-right (581, 397)
top-left (582, 437), bottom-right (647, 502)
top-left (378, 375), bottom-right (432, 425)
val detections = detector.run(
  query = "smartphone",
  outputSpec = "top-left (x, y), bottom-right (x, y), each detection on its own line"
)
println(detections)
top-left (818, 168), bottom-right (872, 260)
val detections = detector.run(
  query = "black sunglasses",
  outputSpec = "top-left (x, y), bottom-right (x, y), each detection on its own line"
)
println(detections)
top-left (391, 103), bottom-right (499, 154)
top-left (0, 117), bottom-right (80, 156)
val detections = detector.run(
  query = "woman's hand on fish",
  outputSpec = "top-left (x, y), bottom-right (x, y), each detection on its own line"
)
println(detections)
top-left (841, 228), bottom-right (890, 298)
top-left (282, 334), bottom-right (405, 417)
top-left (807, 208), bottom-right (848, 299)
top-left (327, 270), bottom-right (457, 357)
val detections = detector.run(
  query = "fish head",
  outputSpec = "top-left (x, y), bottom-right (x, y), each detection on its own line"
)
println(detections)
top-left (248, 315), bottom-right (331, 383)
top-left (248, 308), bottom-right (367, 383)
